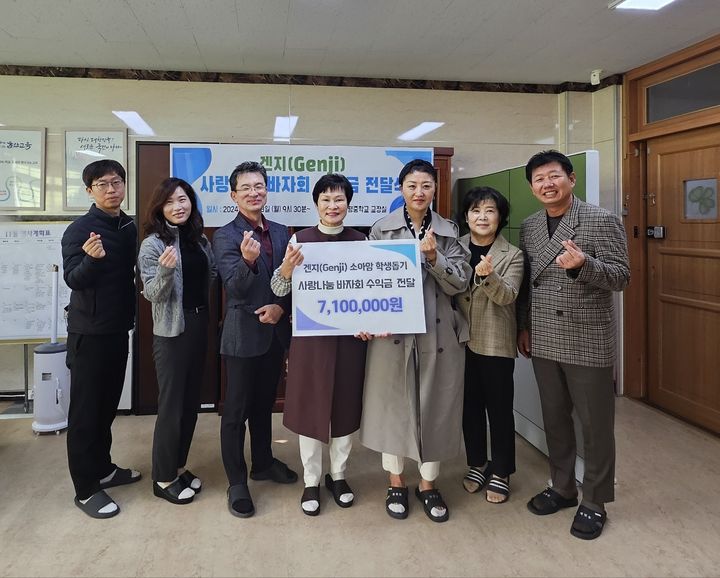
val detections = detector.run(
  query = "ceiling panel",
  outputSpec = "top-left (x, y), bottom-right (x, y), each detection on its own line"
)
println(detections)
top-left (0, 0), bottom-right (719, 84)
top-left (1, 0), bottom-right (93, 40)
top-left (78, 0), bottom-right (150, 43)
top-left (176, 0), bottom-right (239, 39)
top-left (127, 0), bottom-right (194, 42)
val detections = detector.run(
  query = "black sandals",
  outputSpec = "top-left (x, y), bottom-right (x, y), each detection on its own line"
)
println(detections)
top-left (486, 475), bottom-right (510, 504)
top-left (227, 484), bottom-right (255, 518)
top-left (99, 467), bottom-right (141, 489)
top-left (415, 486), bottom-right (449, 523)
top-left (570, 505), bottom-right (607, 540)
top-left (325, 474), bottom-right (354, 508)
top-left (301, 486), bottom-right (321, 516)
top-left (74, 490), bottom-right (119, 519)
top-left (385, 486), bottom-right (409, 520)
top-left (249, 459), bottom-right (298, 484)
top-left (153, 479), bottom-right (194, 505)
top-left (179, 470), bottom-right (202, 494)
top-left (463, 463), bottom-right (492, 493)
top-left (526, 487), bottom-right (578, 515)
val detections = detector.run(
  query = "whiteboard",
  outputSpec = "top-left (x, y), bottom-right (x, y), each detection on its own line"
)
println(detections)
top-left (0, 222), bottom-right (71, 341)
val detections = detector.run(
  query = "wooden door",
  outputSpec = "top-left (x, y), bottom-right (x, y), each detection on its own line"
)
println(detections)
top-left (647, 126), bottom-right (720, 433)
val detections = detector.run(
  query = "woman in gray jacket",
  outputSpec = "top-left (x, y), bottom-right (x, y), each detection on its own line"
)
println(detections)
top-left (138, 177), bottom-right (216, 505)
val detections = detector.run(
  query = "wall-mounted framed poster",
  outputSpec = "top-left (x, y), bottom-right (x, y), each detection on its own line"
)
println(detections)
top-left (0, 127), bottom-right (46, 211)
top-left (64, 129), bottom-right (127, 210)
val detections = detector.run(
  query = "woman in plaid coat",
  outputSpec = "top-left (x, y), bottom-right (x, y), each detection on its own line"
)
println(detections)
top-left (457, 186), bottom-right (524, 503)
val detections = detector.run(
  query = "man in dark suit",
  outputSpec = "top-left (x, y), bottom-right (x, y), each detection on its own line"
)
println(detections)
top-left (213, 161), bottom-right (297, 518)
top-left (517, 150), bottom-right (629, 540)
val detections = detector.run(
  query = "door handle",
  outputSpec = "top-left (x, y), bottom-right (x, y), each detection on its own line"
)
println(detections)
top-left (646, 226), bottom-right (666, 239)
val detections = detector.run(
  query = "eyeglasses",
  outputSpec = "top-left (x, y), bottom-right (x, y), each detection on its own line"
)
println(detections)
top-left (91, 179), bottom-right (125, 193)
top-left (235, 184), bottom-right (267, 194)
top-left (532, 174), bottom-right (567, 186)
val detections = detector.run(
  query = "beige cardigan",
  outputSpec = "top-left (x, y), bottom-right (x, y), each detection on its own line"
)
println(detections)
top-left (457, 233), bottom-right (524, 358)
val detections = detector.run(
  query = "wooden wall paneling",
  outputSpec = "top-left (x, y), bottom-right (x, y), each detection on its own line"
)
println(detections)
top-left (433, 147), bottom-right (454, 219)
top-left (135, 142), bottom-right (220, 414)
top-left (621, 139), bottom-right (647, 398)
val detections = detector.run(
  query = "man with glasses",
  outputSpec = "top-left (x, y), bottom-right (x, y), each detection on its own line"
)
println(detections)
top-left (61, 159), bottom-right (140, 519)
top-left (213, 161), bottom-right (297, 518)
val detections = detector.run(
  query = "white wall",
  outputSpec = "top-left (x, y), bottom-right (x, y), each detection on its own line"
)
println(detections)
top-left (0, 76), bottom-right (564, 217)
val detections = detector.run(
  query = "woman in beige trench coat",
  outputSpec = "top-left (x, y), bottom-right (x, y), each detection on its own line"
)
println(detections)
top-left (359, 159), bottom-right (471, 523)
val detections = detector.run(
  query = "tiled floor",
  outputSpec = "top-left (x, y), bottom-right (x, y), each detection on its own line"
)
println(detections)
top-left (0, 397), bottom-right (718, 577)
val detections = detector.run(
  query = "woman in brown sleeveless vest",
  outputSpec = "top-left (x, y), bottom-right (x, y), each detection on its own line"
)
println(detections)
top-left (270, 173), bottom-right (367, 516)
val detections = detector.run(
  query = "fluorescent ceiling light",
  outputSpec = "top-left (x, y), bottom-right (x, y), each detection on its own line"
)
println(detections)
top-left (397, 122), bottom-right (445, 142)
top-left (609, 0), bottom-right (677, 9)
top-left (75, 150), bottom-right (105, 158)
top-left (112, 110), bottom-right (155, 136)
top-left (274, 116), bottom-right (298, 141)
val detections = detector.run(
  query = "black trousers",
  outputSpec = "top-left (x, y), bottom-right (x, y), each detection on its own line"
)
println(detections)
top-left (66, 332), bottom-right (128, 500)
top-left (151, 309), bottom-right (208, 482)
top-left (462, 348), bottom-right (516, 478)
top-left (531, 357), bottom-right (615, 507)
top-left (221, 336), bottom-right (284, 486)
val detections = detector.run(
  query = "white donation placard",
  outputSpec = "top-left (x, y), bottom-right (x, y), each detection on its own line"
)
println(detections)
top-left (292, 239), bottom-right (426, 337)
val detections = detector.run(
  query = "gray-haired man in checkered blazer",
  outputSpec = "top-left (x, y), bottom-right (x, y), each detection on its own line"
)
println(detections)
top-left (517, 150), bottom-right (630, 540)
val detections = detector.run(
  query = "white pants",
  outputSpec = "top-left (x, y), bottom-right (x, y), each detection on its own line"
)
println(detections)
top-left (299, 434), bottom-right (353, 487)
top-left (382, 453), bottom-right (440, 482)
